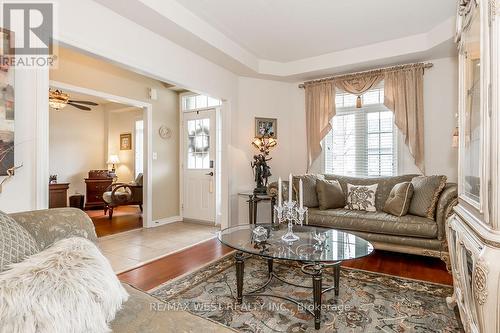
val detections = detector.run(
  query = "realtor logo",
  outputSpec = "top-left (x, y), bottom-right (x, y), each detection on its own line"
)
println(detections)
top-left (0, 2), bottom-right (56, 67)
top-left (2, 3), bottom-right (53, 55)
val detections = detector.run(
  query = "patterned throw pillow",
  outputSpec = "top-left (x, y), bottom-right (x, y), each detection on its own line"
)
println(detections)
top-left (0, 211), bottom-right (40, 272)
top-left (345, 184), bottom-right (378, 212)
top-left (383, 182), bottom-right (414, 217)
top-left (408, 175), bottom-right (447, 219)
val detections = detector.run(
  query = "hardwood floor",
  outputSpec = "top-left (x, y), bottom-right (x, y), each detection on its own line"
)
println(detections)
top-left (87, 206), bottom-right (143, 237)
top-left (118, 238), bottom-right (233, 290)
top-left (342, 250), bottom-right (453, 285)
top-left (118, 238), bottom-right (452, 291)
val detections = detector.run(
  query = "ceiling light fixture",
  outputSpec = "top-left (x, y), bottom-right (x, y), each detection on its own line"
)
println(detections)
top-left (49, 89), bottom-right (69, 110)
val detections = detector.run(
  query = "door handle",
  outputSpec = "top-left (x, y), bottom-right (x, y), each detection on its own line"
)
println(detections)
top-left (205, 172), bottom-right (214, 176)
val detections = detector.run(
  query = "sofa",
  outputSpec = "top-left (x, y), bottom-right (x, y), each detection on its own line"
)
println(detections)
top-left (7, 208), bottom-right (235, 333)
top-left (270, 174), bottom-right (457, 267)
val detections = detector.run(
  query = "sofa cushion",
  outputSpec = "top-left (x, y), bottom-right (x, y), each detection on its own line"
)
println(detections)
top-left (292, 174), bottom-right (324, 208)
top-left (0, 211), bottom-right (39, 272)
top-left (316, 179), bottom-right (345, 210)
top-left (345, 183), bottom-right (378, 212)
top-left (408, 175), bottom-right (447, 219)
top-left (324, 174), bottom-right (419, 211)
top-left (308, 208), bottom-right (438, 239)
top-left (383, 182), bottom-right (414, 217)
top-left (0, 237), bottom-right (129, 333)
top-left (9, 208), bottom-right (98, 249)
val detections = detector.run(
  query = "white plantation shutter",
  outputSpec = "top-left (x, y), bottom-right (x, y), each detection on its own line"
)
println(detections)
top-left (323, 83), bottom-right (397, 177)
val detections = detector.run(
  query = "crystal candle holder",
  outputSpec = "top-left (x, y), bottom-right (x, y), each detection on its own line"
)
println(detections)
top-left (274, 200), bottom-right (308, 243)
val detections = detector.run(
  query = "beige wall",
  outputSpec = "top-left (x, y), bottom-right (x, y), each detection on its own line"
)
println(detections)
top-left (50, 47), bottom-right (180, 220)
top-left (106, 108), bottom-right (143, 183)
top-left (49, 105), bottom-right (107, 196)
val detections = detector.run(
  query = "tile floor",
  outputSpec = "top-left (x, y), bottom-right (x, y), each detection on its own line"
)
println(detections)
top-left (98, 221), bottom-right (219, 273)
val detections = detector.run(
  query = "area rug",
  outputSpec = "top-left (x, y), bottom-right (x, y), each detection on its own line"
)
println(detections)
top-left (150, 255), bottom-right (462, 332)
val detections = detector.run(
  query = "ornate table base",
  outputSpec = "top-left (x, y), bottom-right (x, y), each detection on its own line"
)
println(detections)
top-left (235, 252), bottom-right (340, 330)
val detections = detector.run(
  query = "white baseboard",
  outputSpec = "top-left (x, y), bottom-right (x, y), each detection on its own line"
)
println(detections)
top-left (151, 215), bottom-right (183, 227)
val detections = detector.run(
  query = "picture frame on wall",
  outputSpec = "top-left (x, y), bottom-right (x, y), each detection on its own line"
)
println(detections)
top-left (0, 28), bottom-right (15, 176)
top-left (120, 133), bottom-right (132, 150)
top-left (255, 117), bottom-right (277, 138)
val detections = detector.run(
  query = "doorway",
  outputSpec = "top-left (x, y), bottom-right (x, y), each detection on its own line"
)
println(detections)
top-left (48, 81), bottom-right (153, 235)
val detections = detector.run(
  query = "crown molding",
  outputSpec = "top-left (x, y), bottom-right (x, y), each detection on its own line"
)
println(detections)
top-left (95, 0), bottom-right (457, 80)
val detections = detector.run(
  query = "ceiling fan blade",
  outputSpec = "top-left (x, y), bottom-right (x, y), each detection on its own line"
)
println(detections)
top-left (68, 100), bottom-right (99, 106)
top-left (68, 102), bottom-right (92, 111)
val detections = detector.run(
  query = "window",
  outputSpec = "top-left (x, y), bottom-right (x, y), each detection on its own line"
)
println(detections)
top-left (323, 83), bottom-right (397, 177)
top-left (182, 94), bottom-right (221, 112)
top-left (187, 118), bottom-right (210, 169)
top-left (134, 119), bottom-right (144, 178)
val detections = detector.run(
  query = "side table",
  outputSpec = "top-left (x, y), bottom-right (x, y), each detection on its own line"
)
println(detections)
top-left (49, 183), bottom-right (70, 208)
top-left (238, 192), bottom-right (276, 224)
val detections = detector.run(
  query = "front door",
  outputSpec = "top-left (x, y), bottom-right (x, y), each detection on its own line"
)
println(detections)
top-left (182, 109), bottom-right (216, 222)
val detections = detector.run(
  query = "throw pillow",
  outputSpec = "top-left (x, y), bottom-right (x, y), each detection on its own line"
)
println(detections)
top-left (316, 179), bottom-right (345, 210)
top-left (345, 183), bottom-right (378, 212)
top-left (408, 175), bottom-right (447, 219)
top-left (383, 182), bottom-right (414, 217)
top-left (0, 237), bottom-right (129, 333)
top-left (0, 211), bottom-right (39, 273)
top-left (292, 174), bottom-right (324, 208)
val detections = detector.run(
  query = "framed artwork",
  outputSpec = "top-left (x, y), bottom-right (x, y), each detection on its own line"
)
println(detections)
top-left (120, 133), bottom-right (132, 150)
top-left (0, 29), bottom-right (15, 176)
top-left (255, 117), bottom-right (277, 138)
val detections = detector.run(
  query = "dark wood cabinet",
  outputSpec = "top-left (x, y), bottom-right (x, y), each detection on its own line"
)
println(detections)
top-left (84, 179), bottom-right (113, 210)
top-left (84, 170), bottom-right (113, 210)
top-left (49, 183), bottom-right (70, 208)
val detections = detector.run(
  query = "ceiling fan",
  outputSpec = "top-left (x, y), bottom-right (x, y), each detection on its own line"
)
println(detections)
top-left (49, 89), bottom-right (99, 111)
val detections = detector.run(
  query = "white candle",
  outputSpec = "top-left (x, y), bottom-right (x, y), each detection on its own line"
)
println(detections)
top-left (299, 179), bottom-right (303, 209)
top-left (288, 173), bottom-right (293, 203)
top-left (278, 177), bottom-right (282, 206)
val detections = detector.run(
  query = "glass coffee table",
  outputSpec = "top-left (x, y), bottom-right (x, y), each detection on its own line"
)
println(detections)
top-left (217, 223), bottom-right (374, 330)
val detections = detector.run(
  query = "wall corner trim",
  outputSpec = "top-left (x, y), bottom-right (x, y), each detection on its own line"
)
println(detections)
top-left (150, 215), bottom-right (183, 227)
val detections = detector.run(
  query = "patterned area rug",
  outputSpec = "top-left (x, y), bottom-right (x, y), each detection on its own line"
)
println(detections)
top-left (150, 254), bottom-right (462, 332)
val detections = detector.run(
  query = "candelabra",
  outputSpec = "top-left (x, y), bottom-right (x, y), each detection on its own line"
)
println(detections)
top-left (275, 200), bottom-right (308, 243)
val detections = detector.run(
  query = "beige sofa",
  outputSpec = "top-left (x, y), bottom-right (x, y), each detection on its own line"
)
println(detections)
top-left (272, 174), bottom-right (457, 267)
top-left (8, 208), bottom-right (235, 333)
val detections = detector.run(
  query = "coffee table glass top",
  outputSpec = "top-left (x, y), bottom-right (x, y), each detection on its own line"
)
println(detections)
top-left (218, 224), bottom-right (374, 263)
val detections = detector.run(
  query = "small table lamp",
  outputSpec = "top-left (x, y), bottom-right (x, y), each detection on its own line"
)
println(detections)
top-left (107, 154), bottom-right (120, 172)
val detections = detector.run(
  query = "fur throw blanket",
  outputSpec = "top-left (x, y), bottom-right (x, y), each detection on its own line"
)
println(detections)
top-left (0, 237), bottom-right (129, 333)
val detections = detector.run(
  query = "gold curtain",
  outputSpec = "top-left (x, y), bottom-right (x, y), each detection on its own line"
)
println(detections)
top-left (305, 81), bottom-right (335, 170)
top-left (335, 75), bottom-right (383, 108)
top-left (303, 63), bottom-right (427, 172)
top-left (384, 67), bottom-right (425, 172)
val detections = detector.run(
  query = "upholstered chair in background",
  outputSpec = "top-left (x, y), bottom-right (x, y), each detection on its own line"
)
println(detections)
top-left (102, 173), bottom-right (143, 219)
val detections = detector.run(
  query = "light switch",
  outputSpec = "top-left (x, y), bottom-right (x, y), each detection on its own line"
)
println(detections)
top-left (153, 152), bottom-right (158, 160)
top-left (148, 88), bottom-right (158, 100)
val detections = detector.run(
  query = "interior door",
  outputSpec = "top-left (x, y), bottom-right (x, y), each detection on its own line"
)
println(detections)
top-left (182, 109), bottom-right (216, 222)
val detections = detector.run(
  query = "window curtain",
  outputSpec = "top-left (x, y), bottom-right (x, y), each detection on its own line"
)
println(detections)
top-left (305, 76), bottom-right (382, 170)
top-left (305, 65), bottom-right (426, 172)
top-left (305, 81), bottom-right (335, 170)
top-left (384, 67), bottom-right (425, 172)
